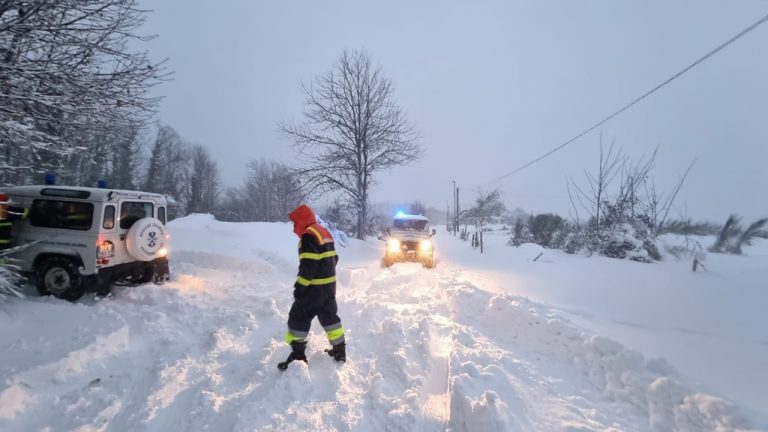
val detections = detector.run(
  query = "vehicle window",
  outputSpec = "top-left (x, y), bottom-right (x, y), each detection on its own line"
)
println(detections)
top-left (158, 207), bottom-right (166, 225)
top-left (30, 200), bottom-right (94, 231)
top-left (393, 219), bottom-right (428, 230)
top-left (103, 205), bottom-right (116, 229)
top-left (120, 201), bottom-right (154, 229)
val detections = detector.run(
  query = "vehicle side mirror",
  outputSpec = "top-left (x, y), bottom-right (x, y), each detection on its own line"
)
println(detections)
top-left (431, 228), bottom-right (437, 236)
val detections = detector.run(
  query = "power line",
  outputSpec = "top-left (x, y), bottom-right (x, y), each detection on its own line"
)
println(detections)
top-left (482, 10), bottom-right (768, 186)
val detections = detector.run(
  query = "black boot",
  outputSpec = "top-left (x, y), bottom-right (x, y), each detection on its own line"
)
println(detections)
top-left (277, 341), bottom-right (308, 370)
top-left (324, 342), bottom-right (346, 363)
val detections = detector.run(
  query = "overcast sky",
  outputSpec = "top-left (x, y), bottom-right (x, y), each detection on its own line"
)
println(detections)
top-left (138, 0), bottom-right (768, 222)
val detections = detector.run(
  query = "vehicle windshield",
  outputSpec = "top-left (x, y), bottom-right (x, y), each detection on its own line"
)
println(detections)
top-left (393, 219), bottom-right (427, 231)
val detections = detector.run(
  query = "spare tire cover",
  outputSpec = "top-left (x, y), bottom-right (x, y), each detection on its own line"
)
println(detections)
top-left (126, 217), bottom-right (167, 261)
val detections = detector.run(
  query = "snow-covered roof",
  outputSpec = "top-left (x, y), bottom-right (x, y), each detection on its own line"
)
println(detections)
top-left (4, 185), bottom-right (166, 203)
top-left (393, 214), bottom-right (429, 222)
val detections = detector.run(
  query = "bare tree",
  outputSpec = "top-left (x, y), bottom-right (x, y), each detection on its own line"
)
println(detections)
top-left (567, 136), bottom-right (622, 233)
top-left (185, 144), bottom-right (220, 214)
top-left (216, 159), bottom-right (303, 223)
top-left (144, 125), bottom-right (190, 210)
top-left (463, 189), bottom-right (506, 229)
top-left (281, 49), bottom-right (421, 239)
top-left (409, 201), bottom-right (427, 216)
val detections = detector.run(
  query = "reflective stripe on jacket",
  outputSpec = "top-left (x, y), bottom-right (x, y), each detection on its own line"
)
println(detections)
top-left (295, 223), bottom-right (338, 289)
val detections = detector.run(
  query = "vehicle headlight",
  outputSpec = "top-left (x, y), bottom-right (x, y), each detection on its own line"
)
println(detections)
top-left (386, 238), bottom-right (401, 253)
top-left (419, 239), bottom-right (433, 251)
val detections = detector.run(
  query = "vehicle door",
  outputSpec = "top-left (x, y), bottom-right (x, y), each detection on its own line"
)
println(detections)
top-left (25, 199), bottom-right (99, 272)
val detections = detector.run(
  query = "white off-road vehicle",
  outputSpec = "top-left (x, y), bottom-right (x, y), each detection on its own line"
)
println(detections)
top-left (5, 185), bottom-right (170, 300)
top-left (382, 213), bottom-right (436, 269)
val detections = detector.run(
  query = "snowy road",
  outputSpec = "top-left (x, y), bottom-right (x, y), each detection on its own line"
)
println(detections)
top-left (0, 216), bottom-right (758, 431)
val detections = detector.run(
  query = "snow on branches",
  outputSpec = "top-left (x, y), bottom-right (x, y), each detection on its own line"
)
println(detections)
top-left (0, 0), bottom-right (168, 185)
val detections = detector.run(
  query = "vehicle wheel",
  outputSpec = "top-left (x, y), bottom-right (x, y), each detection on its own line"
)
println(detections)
top-left (36, 257), bottom-right (85, 301)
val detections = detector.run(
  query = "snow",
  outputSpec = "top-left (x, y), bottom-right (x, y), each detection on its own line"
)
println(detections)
top-left (0, 214), bottom-right (764, 431)
top-left (439, 228), bottom-right (768, 426)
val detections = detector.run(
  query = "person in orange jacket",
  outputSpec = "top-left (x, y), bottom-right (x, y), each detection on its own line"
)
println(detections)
top-left (278, 204), bottom-right (346, 370)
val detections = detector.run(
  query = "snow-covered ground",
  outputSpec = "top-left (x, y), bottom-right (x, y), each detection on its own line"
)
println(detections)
top-left (0, 214), bottom-right (764, 431)
top-left (440, 228), bottom-right (768, 428)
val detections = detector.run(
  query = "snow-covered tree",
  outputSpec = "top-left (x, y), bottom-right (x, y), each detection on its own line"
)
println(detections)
top-left (710, 215), bottom-right (768, 255)
top-left (0, 262), bottom-right (23, 302)
top-left (462, 189), bottom-right (506, 229)
top-left (0, 1), bottom-right (166, 185)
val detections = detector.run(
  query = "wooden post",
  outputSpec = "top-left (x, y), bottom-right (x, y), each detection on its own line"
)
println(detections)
top-left (446, 201), bottom-right (450, 233)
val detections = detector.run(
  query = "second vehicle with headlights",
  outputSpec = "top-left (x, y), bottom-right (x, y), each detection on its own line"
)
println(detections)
top-left (382, 213), bottom-right (436, 269)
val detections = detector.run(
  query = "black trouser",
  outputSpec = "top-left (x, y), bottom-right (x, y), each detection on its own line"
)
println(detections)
top-left (286, 284), bottom-right (345, 346)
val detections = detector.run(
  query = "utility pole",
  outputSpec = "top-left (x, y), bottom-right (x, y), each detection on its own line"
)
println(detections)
top-left (452, 180), bottom-right (457, 236)
top-left (455, 187), bottom-right (460, 235)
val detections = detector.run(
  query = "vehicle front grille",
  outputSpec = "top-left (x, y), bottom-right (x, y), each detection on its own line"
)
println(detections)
top-left (402, 241), bottom-right (420, 251)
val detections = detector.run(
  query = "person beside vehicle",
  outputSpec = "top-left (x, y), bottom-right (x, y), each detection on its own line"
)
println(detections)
top-left (0, 193), bottom-right (29, 264)
top-left (278, 204), bottom-right (346, 370)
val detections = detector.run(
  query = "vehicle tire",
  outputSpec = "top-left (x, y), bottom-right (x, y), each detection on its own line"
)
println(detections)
top-left (36, 257), bottom-right (85, 301)
top-left (125, 217), bottom-right (167, 262)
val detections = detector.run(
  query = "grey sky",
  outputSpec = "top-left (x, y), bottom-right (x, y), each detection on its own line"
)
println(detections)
top-left (139, 1), bottom-right (768, 221)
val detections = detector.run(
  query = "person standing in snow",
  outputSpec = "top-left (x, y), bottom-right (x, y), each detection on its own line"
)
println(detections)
top-left (278, 204), bottom-right (346, 370)
top-left (0, 193), bottom-right (29, 265)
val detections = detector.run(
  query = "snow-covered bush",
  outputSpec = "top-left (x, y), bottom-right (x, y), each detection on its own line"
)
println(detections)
top-left (564, 140), bottom-right (696, 263)
top-left (509, 213), bottom-right (570, 249)
top-left (659, 219), bottom-right (719, 236)
top-left (596, 222), bottom-right (660, 263)
top-left (588, 201), bottom-right (661, 262)
top-left (709, 215), bottom-right (768, 255)
top-left (0, 262), bottom-right (24, 303)
top-left (316, 215), bottom-right (350, 248)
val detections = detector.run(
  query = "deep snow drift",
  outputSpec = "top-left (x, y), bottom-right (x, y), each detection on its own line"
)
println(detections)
top-left (0, 214), bottom-right (763, 431)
